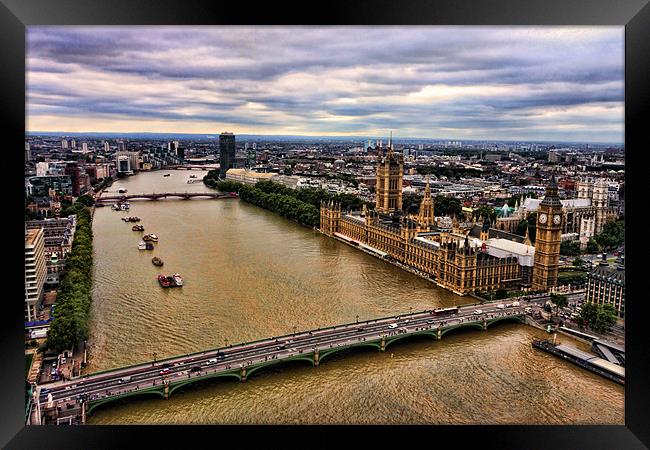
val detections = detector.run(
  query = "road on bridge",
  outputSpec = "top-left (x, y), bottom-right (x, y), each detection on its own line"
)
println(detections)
top-left (32, 299), bottom-right (543, 423)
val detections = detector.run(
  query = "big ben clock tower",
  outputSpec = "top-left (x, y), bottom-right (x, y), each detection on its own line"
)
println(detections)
top-left (532, 174), bottom-right (563, 291)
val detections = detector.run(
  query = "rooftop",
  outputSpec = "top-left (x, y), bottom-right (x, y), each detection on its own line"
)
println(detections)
top-left (486, 238), bottom-right (535, 256)
top-left (25, 228), bottom-right (43, 247)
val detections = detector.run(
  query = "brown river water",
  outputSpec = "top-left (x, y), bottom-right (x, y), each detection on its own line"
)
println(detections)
top-left (85, 170), bottom-right (623, 424)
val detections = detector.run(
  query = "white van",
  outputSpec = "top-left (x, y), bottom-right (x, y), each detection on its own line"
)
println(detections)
top-left (511, 301), bottom-right (520, 307)
top-left (496, 304), bottom-right (505, 310)
top-left (388, 323), bottom-right (398, 329)
top-left (119, 376), bottom-right (132, 383)
top-left (206, 358), bottom-right (218, 365)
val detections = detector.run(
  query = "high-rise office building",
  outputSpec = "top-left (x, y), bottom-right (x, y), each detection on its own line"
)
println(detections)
top-left (103, 141), bottom-right (110, 152)
top-left (36, 162), bottom-right (49, 177)
top-left (116, 155), bottom-right (131, 174)
top-left (61, 139), bottom-right (68, 149)
top-left (115, 151), bottom-right (140, 174)
top-left (25, 142), bottom-right (32, 162)
top-left (70, 139), bottom-right (77, 149)
top-left (64, 162), bottom-right (82, 196)
top-left (25, 227), bottom-right (46, 322)
top-left (219, 132), bottom-right (236, 177)
top-left (82, 142), bottom-right (88, 152)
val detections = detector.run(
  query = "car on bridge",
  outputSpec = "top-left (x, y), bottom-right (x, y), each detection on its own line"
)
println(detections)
top-left (160, 368), bottom-right (172, 376)
top-left (474, 309), bottom-right (483, 314)
top-left (388, 323), bottom-right (398, 329)
top-left (206, 358), bottom-right (218, 365)
top-left (190, 366), bottom-right (201, 373)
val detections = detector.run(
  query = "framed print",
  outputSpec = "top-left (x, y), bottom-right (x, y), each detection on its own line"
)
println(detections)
top-left (3, 0), bottom-right (649, 448)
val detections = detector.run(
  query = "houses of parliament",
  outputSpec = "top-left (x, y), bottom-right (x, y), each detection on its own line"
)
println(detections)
top-left (320, 140), bottom-right (562, 296)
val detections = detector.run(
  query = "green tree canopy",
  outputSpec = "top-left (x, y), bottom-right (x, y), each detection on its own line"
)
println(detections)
top-left (561, 240), bottom-right (581, 256)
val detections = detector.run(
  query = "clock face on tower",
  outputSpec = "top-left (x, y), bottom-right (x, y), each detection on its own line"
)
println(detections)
top-left (539, 213), bottom-right (547, 224)
top-left (553, 214), bottom-right (561, 225)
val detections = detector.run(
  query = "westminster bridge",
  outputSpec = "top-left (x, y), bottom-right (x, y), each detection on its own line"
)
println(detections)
top-left (28, 301), bottom-right (537, 424)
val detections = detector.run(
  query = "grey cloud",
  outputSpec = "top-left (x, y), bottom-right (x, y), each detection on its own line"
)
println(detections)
top-left (26, 26), bottom-right (624, 142)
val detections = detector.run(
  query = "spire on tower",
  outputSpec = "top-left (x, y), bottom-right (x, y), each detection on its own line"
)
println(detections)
top-left (523, 224), bottom-right (532, 246)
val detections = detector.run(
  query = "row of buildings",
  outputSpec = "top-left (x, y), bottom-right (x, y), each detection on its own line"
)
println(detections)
top-left (320, 140), bottom-right (587, 299)
top-left (24, 215), bottom-right (77, 322)
top-left (321, 140), bottom-right (563, 295)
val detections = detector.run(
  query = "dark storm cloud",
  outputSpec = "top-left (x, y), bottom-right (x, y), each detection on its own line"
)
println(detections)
top-left (27, 26), bottom-right (624, 142)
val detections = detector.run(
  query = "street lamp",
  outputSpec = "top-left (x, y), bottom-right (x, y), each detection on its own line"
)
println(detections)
top-left (356, 315), bottom-right (359, 324)
top-left (152, 352), bottom-right (157, 366)
top-left (293, 326), bottom-right (297, 335)
top-left (225, 338), bottom-right (229, 348)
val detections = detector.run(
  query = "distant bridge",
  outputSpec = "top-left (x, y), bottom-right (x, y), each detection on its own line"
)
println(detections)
top-left (162, 165), bottom-right (219, 170)
top-left (96, 192), bottom-right (237, 202)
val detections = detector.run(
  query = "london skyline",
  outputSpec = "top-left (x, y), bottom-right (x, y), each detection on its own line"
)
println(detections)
top-left (27, 26), bottom-right (624, 143)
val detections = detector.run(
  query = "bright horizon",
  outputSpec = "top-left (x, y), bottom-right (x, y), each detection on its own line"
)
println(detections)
top-left (27, 26), bottom-right (624, 144)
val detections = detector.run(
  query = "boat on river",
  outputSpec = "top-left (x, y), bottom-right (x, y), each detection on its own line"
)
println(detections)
top-left (146, 242), bottom-right (154, 250)
top-left (172, 273), bottom-right (183, 286)
top-left (158, 274), bottom-right (172, 287)
top-left (143, 234), bottom-right (158, 242)
top-left (138, 241), bottom-right (147, 250)
top-left (158, 274), bottom-right (181, 288)
top-left (132, 224), bottom-right (144, 232)
top-left (152, 257), bottom-right (164, 266)
top-left (163, 174), bottom-right (171, 177)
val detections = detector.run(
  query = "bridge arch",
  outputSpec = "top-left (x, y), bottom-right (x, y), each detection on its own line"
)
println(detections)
top-left (245, 354), bottom-right (315, 379)
top-left (168, 371), bottom-right (242, 396)
top-left (439, 321), bottom-right (485, 338)
top-left (384, 330), bottom-right (437, 350)
top-left (317, 341), bottom-right (382, 364)
top-left (486, 315), bottom-right (524, 328)
top-left (86, 388), bottom-right (165, 415)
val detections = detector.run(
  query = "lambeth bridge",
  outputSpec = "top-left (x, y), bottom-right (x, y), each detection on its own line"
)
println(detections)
top-left (29, 302), bottom-right (529, 424)
top-left (96, 192), bottom-right (238, 202)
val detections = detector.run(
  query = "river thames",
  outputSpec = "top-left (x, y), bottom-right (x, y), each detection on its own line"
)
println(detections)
top-left (85, 170), bottom-right (623, 424)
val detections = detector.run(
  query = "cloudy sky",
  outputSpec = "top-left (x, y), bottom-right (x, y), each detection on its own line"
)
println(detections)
top-left (27, 26), bottom-right (624, 143)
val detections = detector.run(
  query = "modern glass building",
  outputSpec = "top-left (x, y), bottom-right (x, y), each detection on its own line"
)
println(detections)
top-left (219, 132), bottom-right (236, 177)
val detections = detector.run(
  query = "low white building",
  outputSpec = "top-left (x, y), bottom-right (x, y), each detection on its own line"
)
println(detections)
top-left (225, 168), bottom-right (278, 185)
top-left (485, 238), bottom-right (535, 267)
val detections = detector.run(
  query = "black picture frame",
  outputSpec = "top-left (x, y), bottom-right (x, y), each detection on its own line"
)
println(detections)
top-left (2, 0), bottom-right (648, 448)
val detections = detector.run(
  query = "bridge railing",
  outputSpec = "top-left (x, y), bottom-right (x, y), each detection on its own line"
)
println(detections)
top-left (80, 304), bottom-right (520, 378)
